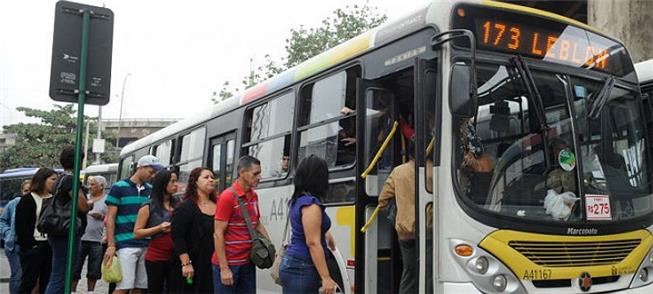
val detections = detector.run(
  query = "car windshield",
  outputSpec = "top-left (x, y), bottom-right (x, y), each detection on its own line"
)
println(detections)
top-left (454, 62), bottom-right (653, 223)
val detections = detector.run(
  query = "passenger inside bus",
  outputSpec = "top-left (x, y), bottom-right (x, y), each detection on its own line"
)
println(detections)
top-left (378, 138), bottom-right (433, 294)
top-left (457, 117), bottom-right (495, 204)
top-left (273, 155), bottom-right (290, 178)
top-left (337, 106), bottom-right (356, 166)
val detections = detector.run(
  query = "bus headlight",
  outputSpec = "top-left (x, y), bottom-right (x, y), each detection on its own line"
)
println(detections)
top-left (475, 256), bottom-right (489, 274)
top-left (631, 247), bottom-right (653, 288)
top-left (450, 239), bottom-right (526, 293)
top-left (638, 268), bottom-right (649, 283)
top-left (493, 274), bottom-right (507, 292)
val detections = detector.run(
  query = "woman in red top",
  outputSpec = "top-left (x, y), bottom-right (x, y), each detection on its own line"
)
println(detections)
top-left (134, 170), bottom-right (179, 293)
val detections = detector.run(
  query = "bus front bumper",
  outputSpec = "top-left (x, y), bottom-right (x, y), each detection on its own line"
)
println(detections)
top-left (443, 282), bottom-right (482, 293)
top-left (621, 283), bottom-right (653, 293)
top-left (442, 282), bottom-right (653, 293)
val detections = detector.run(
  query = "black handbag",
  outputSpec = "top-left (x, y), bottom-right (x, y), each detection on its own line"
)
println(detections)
top-left (37, 176), bottom-right (81, 237)
top-left (233, 189), bottom-right (275, 269)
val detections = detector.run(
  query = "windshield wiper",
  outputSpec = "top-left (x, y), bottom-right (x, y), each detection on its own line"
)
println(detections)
top-left (511, 56), bottom-right (551, 170)
top-left (588, 76), bottom-right (615, 120)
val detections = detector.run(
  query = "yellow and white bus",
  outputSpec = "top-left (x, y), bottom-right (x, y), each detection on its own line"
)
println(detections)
top-left (118, 1), bottom-right (653, 293)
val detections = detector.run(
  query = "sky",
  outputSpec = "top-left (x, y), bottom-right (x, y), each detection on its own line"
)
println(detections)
top-left (0, 0), bottom-right (430, 129)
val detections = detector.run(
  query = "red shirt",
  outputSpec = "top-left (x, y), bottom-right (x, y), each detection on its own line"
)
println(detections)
top-left (145, 232), bottom-right (173, 261)
top-left (212, 181), bottom-right (260, 266)
top-left (145, 208), bottom-right (174, 261)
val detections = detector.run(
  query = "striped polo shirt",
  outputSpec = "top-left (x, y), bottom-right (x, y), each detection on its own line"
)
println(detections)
top-left (105, 179), bottom-right (151, 249)
top-left (212, 181), bottom-right (260, 266)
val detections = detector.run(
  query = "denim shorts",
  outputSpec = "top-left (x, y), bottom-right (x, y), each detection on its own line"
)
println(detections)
top-left (279, 253), bottom-right (321, 293)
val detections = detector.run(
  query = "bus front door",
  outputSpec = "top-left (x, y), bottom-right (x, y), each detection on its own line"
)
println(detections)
top-left (209, 132), bottom-right (236, 193)
top-left (356, 79), bottom-right (397, 294)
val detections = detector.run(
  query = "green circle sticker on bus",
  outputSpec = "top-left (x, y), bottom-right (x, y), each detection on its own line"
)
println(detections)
top-left (559, 148), bottom-right (576, 171)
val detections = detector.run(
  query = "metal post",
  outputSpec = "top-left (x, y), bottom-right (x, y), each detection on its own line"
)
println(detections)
top-left (115, 72), bottom-right (130, 148)
top-left (83, 120), bottom-right (90, 169)
top-left (94, 106), bottom-right (102, 164)
top-left (65, 8), bottom-right (90, 294)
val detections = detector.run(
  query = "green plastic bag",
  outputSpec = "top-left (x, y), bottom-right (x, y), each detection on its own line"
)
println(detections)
top-left (101, 256), bottom-right (122, 283)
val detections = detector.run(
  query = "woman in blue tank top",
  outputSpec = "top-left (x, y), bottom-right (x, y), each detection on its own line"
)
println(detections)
top-left (279, 155), bottom-right (339, 294)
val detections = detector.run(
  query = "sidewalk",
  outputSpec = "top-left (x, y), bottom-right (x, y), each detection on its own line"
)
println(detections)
top-left (1, 248), bottom-right (109, 293)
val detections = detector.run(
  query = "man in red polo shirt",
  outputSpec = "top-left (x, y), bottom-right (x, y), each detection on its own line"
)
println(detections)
top-left (213, 155), bottom-right (271, 293)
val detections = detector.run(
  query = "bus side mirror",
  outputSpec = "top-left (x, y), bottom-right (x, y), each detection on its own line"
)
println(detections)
top-left (432, 29), bottom-right (478, 118)
top-left (451, 64), bottom-right (477, 117)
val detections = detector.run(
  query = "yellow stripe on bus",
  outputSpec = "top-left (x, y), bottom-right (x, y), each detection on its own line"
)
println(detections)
top-left (295, 31), bottom-right (372, 81)
top-left (336, 205), bottom-right (356, 256)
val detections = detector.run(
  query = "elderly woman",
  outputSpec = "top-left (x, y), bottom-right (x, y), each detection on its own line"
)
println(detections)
top-left (72, 176), bottom-right (109, 293)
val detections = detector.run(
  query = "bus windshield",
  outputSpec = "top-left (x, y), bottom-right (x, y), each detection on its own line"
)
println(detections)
top-left (455, 62), bottom-right (653, 223)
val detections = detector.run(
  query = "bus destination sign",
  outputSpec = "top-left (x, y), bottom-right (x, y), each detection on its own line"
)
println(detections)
top-left (476, 19), bottom-right (610, 70)
top-left (452, 5), bottom-right (635, 77)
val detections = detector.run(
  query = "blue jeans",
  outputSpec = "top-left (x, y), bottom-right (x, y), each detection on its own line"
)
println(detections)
top-left (45, 236), bottom-right (80, 294)
top-left (279, 253), bottom-right (321, 294)
top-left (5, 245), bottom-right (21, 294)
top-left (212, 263), bottom-right (256, 294)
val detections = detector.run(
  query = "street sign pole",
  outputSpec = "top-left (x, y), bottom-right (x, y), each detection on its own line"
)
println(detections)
top-left (50, 2), bottom-right (113, 290)
top-left (65, 9), bottom-right (90, 294)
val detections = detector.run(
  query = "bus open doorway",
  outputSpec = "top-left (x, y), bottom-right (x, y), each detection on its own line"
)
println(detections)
top-left (358, 66), bottom-right (419, 294)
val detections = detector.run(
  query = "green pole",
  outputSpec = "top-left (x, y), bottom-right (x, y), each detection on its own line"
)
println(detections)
top-left (65, 8), bottom-right (90, 294)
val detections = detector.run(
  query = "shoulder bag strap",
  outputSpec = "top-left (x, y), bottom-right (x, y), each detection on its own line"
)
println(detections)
top-left (281, 200), bottom-right (291, 244)
top-left (230, 187), bottom-right (258, 241)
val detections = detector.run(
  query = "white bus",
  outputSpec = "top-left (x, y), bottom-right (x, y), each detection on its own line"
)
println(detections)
top-left (81, 163), bottom-right (118, 191)
top-left (119, 1), bottom-right (653, 293)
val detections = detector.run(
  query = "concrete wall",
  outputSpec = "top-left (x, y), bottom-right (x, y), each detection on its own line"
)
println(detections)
top-left (588, 0), bottom-right (653, 63)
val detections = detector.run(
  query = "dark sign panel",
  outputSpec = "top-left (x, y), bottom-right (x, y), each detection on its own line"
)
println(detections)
top-left (452, 4), bottom-right (635, 77)
top-left (49, 1), bottom-right (113, 105)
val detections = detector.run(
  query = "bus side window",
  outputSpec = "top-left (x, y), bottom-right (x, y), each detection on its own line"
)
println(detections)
top-left (298, 66), bottom-right (361, 169)
top-left (119, 156), bottom-right (134, 180)
top-left (153, 139), bottom-right (175, 167)
top-left (243, 92), bottom-right (294, 180)
top-left (225, 139), bottom-right (235, 186)
top-left (177, 127), bottom-right (206, 188)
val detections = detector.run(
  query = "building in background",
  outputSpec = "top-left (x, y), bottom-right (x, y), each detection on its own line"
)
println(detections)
top-left (103, 118), bottom-right (179, 148)
top-left (0, 133), bottom-right (16, 153)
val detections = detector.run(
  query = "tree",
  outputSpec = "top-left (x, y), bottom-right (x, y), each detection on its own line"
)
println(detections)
top-left (0, 104), bottom-right (116, 169)
top-left (284, 4), bottom-right (387, 68)
top-left (213, 4), bottom-right (386, 103)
